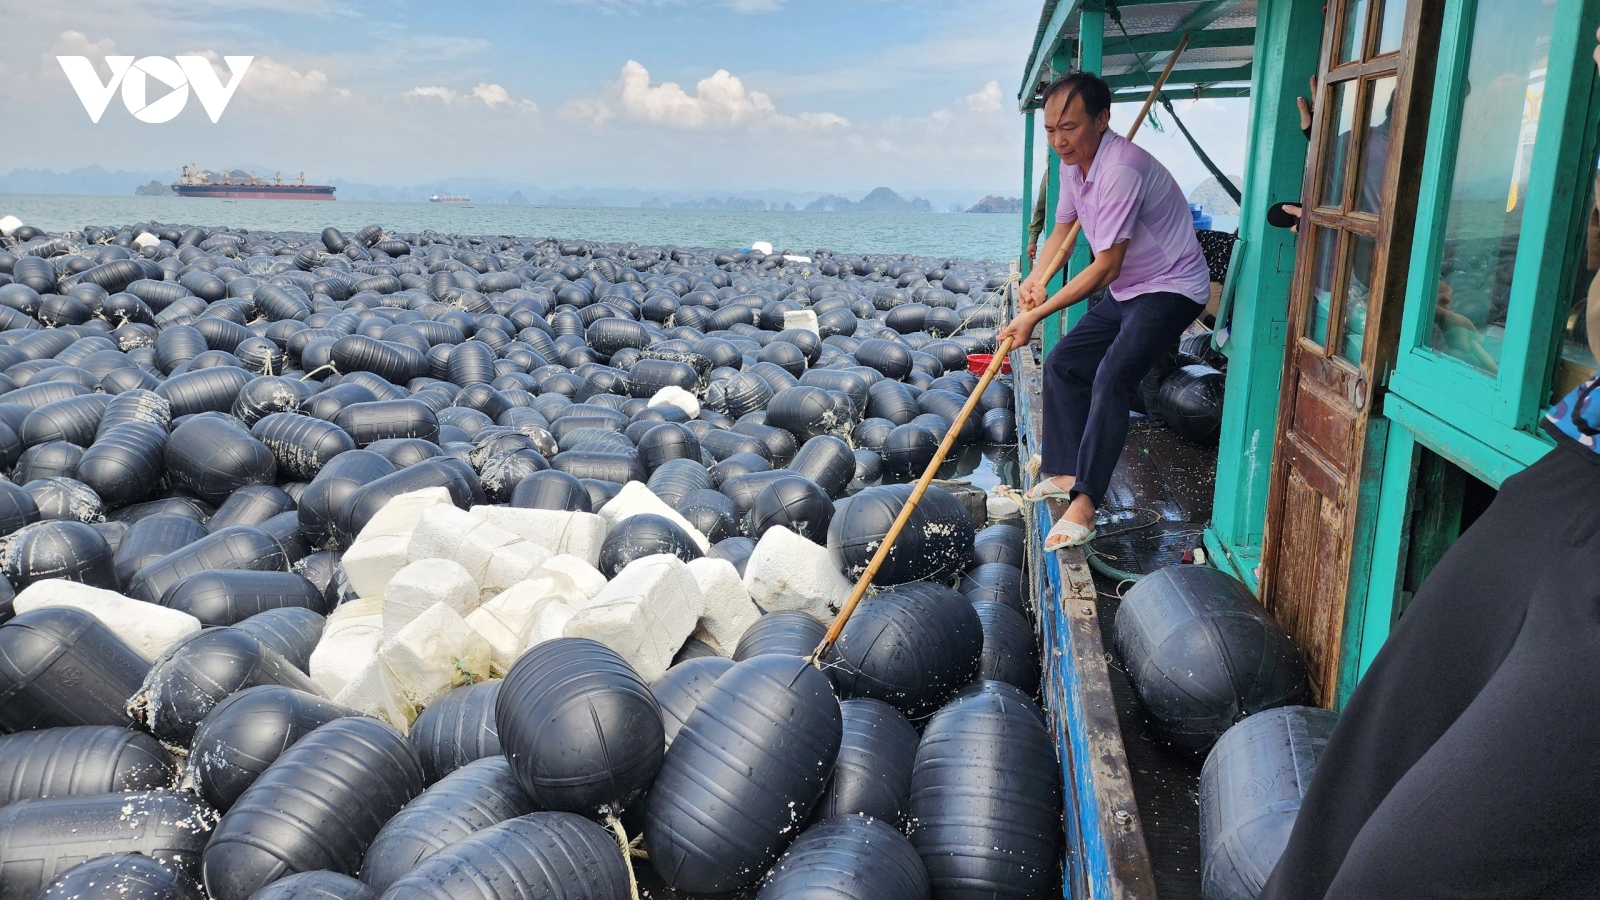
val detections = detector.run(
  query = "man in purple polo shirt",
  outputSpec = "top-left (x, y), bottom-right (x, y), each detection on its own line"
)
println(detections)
top-left (999, 71), bottom-right (1209, 550)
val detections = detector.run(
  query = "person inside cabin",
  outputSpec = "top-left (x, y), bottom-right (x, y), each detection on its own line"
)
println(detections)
top-left (998, 71), bottom-right (1210, 550)
top-left (1258, 28), bottom-right (1600, 900)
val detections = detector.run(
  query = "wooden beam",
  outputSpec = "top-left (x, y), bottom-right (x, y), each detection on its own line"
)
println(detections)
top-left (1019, 0), bottom-right (1085, 112)
top-left (1104, 63), bottom-right (1253, 89)
top-left (1111, 86), bottom-right (1253, 102)
top-left (1106, 26), bottom-right (1255, 56)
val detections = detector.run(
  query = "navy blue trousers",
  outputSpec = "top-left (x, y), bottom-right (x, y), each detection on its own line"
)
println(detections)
top-left (1041, 290), bottom-right (1200, 504)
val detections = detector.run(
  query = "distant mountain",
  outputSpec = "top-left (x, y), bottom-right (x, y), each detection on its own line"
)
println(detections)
top-left (1188, 175), bottom-right (1243, 218)
top-left (0, 165), bottom-right (173, 195)
top-left (507, 191), bottom-right (528, 205)
top-left (966, 195), bottom-right (1022, 214)
top-left (135, 180), bottom-right (174, 197)
top-left (803, 187), bottom-right (933, 213)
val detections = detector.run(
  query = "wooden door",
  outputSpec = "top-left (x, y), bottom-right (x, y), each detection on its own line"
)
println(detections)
top-left (1258, 0), bottom-right (1441, 705)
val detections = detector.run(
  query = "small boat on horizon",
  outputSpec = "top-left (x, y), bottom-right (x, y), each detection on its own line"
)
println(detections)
top-left (430, 194), bottom-right (469, 204)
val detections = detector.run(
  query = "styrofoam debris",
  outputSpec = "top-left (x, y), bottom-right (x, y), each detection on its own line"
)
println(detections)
top-left (0, 215), bottom-right (21, 237)
top-left (377, 601), bottom-right (491, 712)
top-left (12, 579), bottom-right (201, 662)
top-left (647, 385), bottom-right (700, 419)
top-left (132, 232), bottom-right (159, 250)
top-left (597, 482), bottom-right (711, 552)
top-left (564, 554), bottom-right (705, 682)
top-left (342, 487), bottom-right (455, 602)
top-left (782, 309), bottom-right (820, 336)
top-left (686, 557), bottom-right (760, 655)
top-left (540, 554), bottom-right (607, 600)
top-left (409, 505), bottom-right (551, 598)
top-left (743, 526), bottom-right (852, 621)
top-left (464, 569), bottom-right (586, 674)
top-left (986, 493), bottom-right (1021, 521)
top-left (527, 601), bottom-right (576, 649)
top-left (467, 507), bottom-right (607, 567)
top-left (333, 657), bottom-right (413, 730)
top-left (309, 597), bottom-right (383, 698)
top-left (384, 558), bottom-right (479, 641)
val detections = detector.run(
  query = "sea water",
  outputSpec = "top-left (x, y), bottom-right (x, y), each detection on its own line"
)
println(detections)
top-left (0, 194), bottom-right (1021, 262)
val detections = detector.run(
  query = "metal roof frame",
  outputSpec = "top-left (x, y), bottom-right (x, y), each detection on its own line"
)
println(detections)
top-left (1018, 0), bottom-right (1258, 111)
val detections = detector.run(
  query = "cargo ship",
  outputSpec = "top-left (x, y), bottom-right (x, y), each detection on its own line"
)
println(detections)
top-left (171, 165), bottom-right (335, 201)
top-left (430, 194), bottom-right (469, 203)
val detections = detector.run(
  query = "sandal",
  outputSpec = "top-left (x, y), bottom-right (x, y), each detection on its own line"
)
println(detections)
top-left (1044, 517), bottom-right (1097, 550)
top-left (1024, 476), bottom-right (1075, 502)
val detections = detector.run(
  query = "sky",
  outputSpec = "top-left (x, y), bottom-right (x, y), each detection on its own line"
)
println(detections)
top-left (0, 0), bottom-right (1251, 201)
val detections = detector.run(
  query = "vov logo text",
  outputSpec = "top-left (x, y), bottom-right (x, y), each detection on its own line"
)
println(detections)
top-left (58, 56), bottom-right (254, 124)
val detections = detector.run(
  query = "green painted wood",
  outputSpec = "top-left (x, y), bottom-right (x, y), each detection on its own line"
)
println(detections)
top-left (1382, 386), bottom-right (1549, 487)
top-left (1063, 8), bottom-right (1106, 335)
top-left (1042, 43), bottom-right (1077, 356)
top-left (1205, 0), bottom-right (1323, 574)
top-left (1021, 111), bottom-right (1037, 276)
top-left (1105, 26), bottom-right (1256, 56)
top-left (1334, 417), bottom-right (1393, 709)
top-left (1498, 0), bottom-right (1600, 427)
top-left (1111, 87), bottom-right (1254, 102)
top-left (1104, 64), bottom-right (1254, 89)
top-left (1021, 0), bottom-right (1084, 112)
top-left (1350, 421), bottom-right (1418, 686)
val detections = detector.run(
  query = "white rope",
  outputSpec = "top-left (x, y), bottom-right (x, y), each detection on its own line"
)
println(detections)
top-left (605, 812), bottom-right (643, 900)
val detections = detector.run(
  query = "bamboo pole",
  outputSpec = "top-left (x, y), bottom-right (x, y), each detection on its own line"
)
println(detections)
top-left (1026, 32), bottom-right (1193, 306)
top-left (810, 35), bottom-right (1194, 663)
top-left (812, 334), bottom-right (1015, 663)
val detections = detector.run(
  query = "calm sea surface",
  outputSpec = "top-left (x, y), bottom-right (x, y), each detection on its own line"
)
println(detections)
top-left (0, 195), bottom-right (1021, 263)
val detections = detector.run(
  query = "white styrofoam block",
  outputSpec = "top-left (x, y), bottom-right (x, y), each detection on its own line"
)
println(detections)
top-left (782, 309), bottom-right (820, 336)
top-left (479, 541), bottom-right (553, 600)
top-left (540, 555), bottom-right (607, 600)
top-left (687, 557), bottom-right (760, 655)
top-left (333, 657), bottom-right (413, 730)
top-left (0, 215), bottom-right (22, 238)
top-left (310, 597), bottom-right (383, 698)
top-left (465, 570), bottom-right (585, 673)
top-left (564, 554), bottom-right (705, 682)
top-left (380, 602), bottom-right (492, 708)
top-left (408, 506), bottom-right (511, 574)
top-left (356, 487), bottom-right (455, 542)
top-left (342, 487), bottom-right (456, 602)
top-left (597, 482), bottom-right (711, 552)
top-left (12, 580), bottom-right (201, 662)
top-left (743, 526), bottom-right (852, 621)
top-left (384, 559), bottom-right (479, 641)
top-left (527, 601), bottom-right (577, 650)
top-left (342, 537), bottom-right (409, 604)
top-left (647, 385), bottom-right (700, 419)
top-left (469, 507), bottom-right (607, 567)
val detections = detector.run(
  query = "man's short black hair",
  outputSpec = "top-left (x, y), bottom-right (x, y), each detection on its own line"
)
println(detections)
top-left (1042, 71), bottom-right (1112, 120)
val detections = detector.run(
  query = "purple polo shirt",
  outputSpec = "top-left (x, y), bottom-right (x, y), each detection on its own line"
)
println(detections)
top-left (1055, 131), bottom-right (1211, 303)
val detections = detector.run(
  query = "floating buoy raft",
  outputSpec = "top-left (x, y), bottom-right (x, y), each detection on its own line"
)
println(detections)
top-left (0, 218), bottom-right (1049, 899)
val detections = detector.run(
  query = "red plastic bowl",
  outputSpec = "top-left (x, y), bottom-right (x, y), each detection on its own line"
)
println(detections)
top-left (967, 353), bottom-right (1011, 376)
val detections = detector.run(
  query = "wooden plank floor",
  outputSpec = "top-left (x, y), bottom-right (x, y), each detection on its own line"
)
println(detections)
top-left (1021, 339), bottom-right (1220, 900)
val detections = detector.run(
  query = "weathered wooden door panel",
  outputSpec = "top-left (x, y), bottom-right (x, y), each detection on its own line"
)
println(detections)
top-left (1259, 0), bottom-right (1442, 706)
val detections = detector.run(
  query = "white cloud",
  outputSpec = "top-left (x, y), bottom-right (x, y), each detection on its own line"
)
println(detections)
top-left (965, 80), bottom-right (1002, 114)
top-left (179, 51), bottom-right (329, 101)
top-left (407, 82), bottom-right (535, 112)
top-left (565, 60), bottom-right (846, 132)
top-left (548, 0), bottom-right (784, 13)
top-left (41, 30), bottom-right (118, 78)
top-left (406, 85), bottom-right (458, 104)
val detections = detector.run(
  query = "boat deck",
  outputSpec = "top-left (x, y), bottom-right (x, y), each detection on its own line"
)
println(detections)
top-left (1015, 341), bottom-right (1218, 900)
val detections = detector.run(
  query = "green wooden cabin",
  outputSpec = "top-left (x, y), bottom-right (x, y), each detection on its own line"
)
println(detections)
top-left (1019, 0), bottom-right (1599, 710)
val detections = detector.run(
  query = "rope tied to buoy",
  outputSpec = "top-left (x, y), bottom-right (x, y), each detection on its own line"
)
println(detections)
top-left (605, 811), bottom-right (643, 900)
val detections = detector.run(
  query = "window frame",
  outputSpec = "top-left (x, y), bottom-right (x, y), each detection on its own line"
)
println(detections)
top-left (1391, 0), bottom-right (1600, 450)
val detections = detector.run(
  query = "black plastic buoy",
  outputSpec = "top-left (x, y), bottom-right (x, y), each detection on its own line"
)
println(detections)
top-left (495, 637), bottom-right (664, 814)
top-left (651, 656), bottom-right (735, 748)
top-left (756, 814), bottom-right (929, 900)
top-left (0, 606), bottom-right (150, 731)
top-left (377, 812), bottom-right (631, 900)
top-left (135, 627), bottom-right (322, 745)
top-left (733, 610), bottom-right (827, 661)
top-left (810, 699), bottom-right (919, 826)
top-left (0, 725), bottom-right (174, 807)
top-left (0, 791), bottom-right (214, 900)
top-left (188, 685), bottom-right (356, 812)
top-left (36, 853), bottom-right (203, 900)
top-left (409, 680), bottom-right (504, 782)
top-left (203, 716), bottom-right (425, 900)
top-left (645, 654), bottom-right (843, 895)
top-left (1112, 565), bottom-right (1309, 750)
top-left (828, 483), bottom-right (974, 585)
top-left (823, 583), bottom-right (983, 718)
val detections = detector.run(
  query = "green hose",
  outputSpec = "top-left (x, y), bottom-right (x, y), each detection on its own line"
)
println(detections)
top-left (1086, 550), bottom-right (1144, 584)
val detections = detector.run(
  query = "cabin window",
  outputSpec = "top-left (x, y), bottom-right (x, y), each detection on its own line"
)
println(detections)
top-left (1376, 0), bottom-right (1407, 56)
top-left (1548, 153), bottom-right (1600, 403)
top-left (1307, 226), bottom-right (1342, 347)
top-left (1428, 0), bottom-right (1558, 377)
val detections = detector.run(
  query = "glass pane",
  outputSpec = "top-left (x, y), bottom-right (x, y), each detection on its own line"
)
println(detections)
top-left (1377, 0), bottom-right (1407, 54)
top-left (1429, 0), bottom-right (1557, 377)
top-left (1550, 161), bottom-right (1600, 403)
top-left (1356, 77), bottom-right (1399, 215)
top-left (1318, 81), bottom-right (1358, 209)
top-left (1308, 227), bottom-right (1341, 348)
top-left (1339, 233), bottom-right (1379, 362)
top-left (1339, 0), bottom-right (1372, 64)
